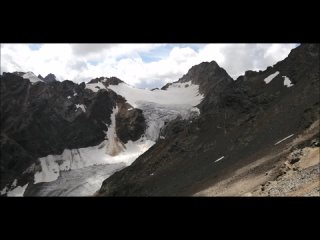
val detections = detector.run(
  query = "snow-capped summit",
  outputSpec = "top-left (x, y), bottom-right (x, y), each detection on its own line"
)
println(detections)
top-left (22, 72), bottom-right (44, 84)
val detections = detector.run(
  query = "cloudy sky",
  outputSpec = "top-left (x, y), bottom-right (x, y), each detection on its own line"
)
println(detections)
top-left (1, 44), bottom-right (298, 88)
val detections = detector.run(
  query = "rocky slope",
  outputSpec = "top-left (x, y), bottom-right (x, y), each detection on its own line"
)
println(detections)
top-left (97, 44), bottom-right (319, 196)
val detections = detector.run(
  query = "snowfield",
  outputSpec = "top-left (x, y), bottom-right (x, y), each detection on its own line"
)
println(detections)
top-left (6, 183), bottom-right (29, 197)
top-left (108, 81), bottom-right (203, 107)
top-left (85, 81), bottom-right (107, 92)
top-left (22, 72), bottom-right (43, 84)
top-left (34, 107), bottom-right (155, 184)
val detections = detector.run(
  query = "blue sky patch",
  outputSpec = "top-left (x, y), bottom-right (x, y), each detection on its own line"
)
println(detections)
top-left (88, 60), bottom-right (99, 66)
top-left (29, 44), bottom-right (42, 51)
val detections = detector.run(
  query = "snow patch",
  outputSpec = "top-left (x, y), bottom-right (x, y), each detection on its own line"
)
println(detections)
top-left (85, 82), bottom-right (107, 92)
top-left (75, 104), bottom-right (86, 112)
top-left (160, 136), bottom-right (165, 140)
top-left (73, 92), bottom-right (78, 96)
top-left (1, 186), bottom-right (8, 195)
top-left (190, 107), bottom-right (200, 116)
top-left (67, 96), bottom-right (71, 99)
top-left (7, 183), bottom-right (29, 197)
top-left (12, 179), bottom-right (17, 187)
top-left (22, 72), bottom-right (43, 84)
top-left (214, 156), bottom-right (225, 162)
top-left (283, 76), bottom-right (294, 87)
top-left (264, 71), bottom-right (280, 84)
top-left (34, 155), bottom-right (60, 183)
top-left (274, 134), bottom-right (294, 145)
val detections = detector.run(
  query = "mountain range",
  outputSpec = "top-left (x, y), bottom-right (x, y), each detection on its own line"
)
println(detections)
top-left (0, 43), bottom-right (319, 196)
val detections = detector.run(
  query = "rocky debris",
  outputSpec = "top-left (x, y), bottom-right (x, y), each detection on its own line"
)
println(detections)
top-left (98, 44), bottom-right (319, 196)
top-left (259, 165), bottom-right (319, 196)
top-left (251, 134), bottom-right (320, 196)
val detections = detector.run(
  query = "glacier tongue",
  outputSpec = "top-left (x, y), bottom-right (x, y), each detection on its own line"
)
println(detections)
top-left (139, 102), bottom-right (200, 141)
top-left (108, 80), bottom-right (204, 141)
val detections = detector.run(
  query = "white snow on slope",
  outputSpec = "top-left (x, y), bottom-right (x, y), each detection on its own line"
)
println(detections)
top-left (33, 107), bottom-right (155, 184)
top-left (108, 81), bottom-right (203, 141)
top-left (274, 134), bottom-right (294, 145)
top-left (108, 81), bottom-right (202, 107)
top-left (264, 71), bottom-right (280, 84)
top-left (23, 72), bottom-right (43, 84)
top-left (214, 156), bottom-right (225, 162)
top-left (12, 179), bottom-right (17, 187)
top-left (67, 96), bottom-right (71, 99)
top-left (85, 81), bottom-right (107, 92)
top-left (0, 186), bottom-right (8, 195)
top-left (75, 104), bottom-right (86, 112)
top-left (283, 76), bottom-right (294, 87)
top-left (7, 183), bottom-right (29, 197)
top-left (29, 163), bottom-right (126, 196)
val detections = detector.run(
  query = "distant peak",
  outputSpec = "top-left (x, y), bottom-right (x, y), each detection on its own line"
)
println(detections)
top-left (38, 74), bottom-right (44, 80)
top-left (88, 76), bottom-right (124, 86)
top-left (43, 73), bottom-right (57, 83)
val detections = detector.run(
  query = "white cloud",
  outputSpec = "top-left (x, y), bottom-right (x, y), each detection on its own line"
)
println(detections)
top-left (0, 43), bottom-right (297, 88)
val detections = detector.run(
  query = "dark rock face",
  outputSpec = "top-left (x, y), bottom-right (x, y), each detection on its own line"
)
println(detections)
top-left (178, 60), bottom-right (233, 96)
top-left (116, 102), bottom-right (146, 144)
top-left (160, 83), bottom-right (172, 90)
top-left (43, 73), bottom-right (57, 83)
top-left (0, 73), bottom-right (146, 190)
top-left (161, 61), bottom-right (233, 113)
top-left (88, 76), bottom-right (123, 86)
top-left (98, 44), bottom-right (320, 196)
top-left (104, 77), bottom-right (123, 86)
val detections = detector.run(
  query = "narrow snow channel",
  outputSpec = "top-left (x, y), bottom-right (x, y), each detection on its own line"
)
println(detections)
top-left (214, 156), bottom-right (225, 163)
top-left (274, 134), bottom-right (294, 145)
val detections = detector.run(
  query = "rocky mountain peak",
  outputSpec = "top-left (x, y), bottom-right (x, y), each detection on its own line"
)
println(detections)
top-left (178, 60), bottom-right (233, 95)
top-left (88, 76), bottom-right (123, 86)
top-left (43, 73), bottom-right (57, 83)
top-left (161, 61), bottom-right (233, 96)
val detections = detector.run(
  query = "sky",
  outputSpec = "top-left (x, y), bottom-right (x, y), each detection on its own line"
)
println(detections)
top-left (0, 44), bottom-right (298, 88)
